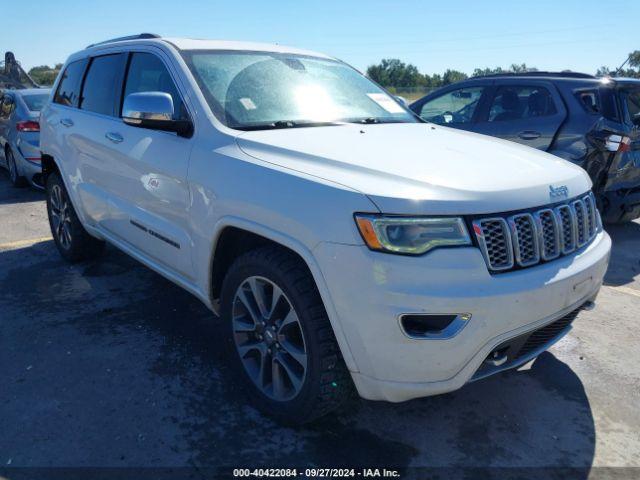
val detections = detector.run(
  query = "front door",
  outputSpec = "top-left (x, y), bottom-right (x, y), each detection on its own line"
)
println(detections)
top-left (95, 51), bottom-right (195, 279)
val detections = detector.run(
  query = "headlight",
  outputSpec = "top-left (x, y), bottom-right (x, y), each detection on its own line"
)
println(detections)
top-left (354, 214), bottom-right (471, 255)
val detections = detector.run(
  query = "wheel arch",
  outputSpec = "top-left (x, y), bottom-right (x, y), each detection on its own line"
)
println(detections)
top-left (41, 153), bottom-right (60, 181)
top-left (207, 219), bottom-right (359, 373)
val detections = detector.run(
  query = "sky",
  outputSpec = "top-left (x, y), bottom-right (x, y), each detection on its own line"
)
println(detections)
top-left (1, 0), bottom-right (638, 75)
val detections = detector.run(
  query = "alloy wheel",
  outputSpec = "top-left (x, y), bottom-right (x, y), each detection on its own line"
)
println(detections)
top-left (232, 276), bottom-right (308, 401)
top-left (50, 184), bottom-right (72, 250)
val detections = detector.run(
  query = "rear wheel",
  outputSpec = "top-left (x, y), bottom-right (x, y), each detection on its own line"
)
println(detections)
top-left (6, 148), bottom-right (27, 188)
top-left (221, 246), bottom-right (351, 424)
top-left (46, 172), bottom-right (105, 262)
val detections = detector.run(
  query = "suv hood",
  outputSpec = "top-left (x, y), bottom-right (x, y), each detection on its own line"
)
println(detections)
top-left (236, 123), bottom-right (591, 215)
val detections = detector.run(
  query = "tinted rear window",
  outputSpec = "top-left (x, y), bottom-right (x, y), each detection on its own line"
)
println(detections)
top-left (576, 90), bottom-right (600, 114)
top-left (623, 89), bottom-right (640, 124)
top-left (22, 94), bottom-right (49, 112)
top-left (80, 54), bottom-right (127, 117)
top-left (54, 59), bottom-right (87, 107)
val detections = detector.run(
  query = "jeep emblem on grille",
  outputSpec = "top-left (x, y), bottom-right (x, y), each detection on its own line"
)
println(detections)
top-left (549, 185), bottom-right (569, 199)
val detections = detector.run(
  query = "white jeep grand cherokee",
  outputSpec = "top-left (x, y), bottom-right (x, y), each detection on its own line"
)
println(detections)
top-left (40, 34), bottom-right (611, 423)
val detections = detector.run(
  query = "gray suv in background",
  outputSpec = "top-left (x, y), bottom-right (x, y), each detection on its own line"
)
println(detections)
top-left (0, 88), bottom-right (50, 188)
top-left (410, 73), bottom-right (640, 223)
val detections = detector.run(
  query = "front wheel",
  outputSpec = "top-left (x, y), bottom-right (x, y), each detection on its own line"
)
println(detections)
top-left (46, 172), bottom-right (105, 262)
top-left (221, 246), bottom-right (351, 424)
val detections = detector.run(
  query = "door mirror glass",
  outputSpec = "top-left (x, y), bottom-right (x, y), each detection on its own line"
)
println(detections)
top-left (122, 92), bottom-right (192, 136)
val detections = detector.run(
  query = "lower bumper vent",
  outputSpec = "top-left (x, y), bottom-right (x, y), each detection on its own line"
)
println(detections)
top-left (472, 304), bottom-right (586, 381)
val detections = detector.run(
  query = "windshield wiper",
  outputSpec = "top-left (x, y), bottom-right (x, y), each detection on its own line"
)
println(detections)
top-left (348, 117), bottom-right (412, 125)
top-left (234, 120), bottom-right (343, 131)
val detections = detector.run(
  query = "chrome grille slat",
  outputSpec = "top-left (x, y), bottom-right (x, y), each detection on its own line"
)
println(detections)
top-left (472, 218), bottom-right (514, 271)
top-left (583, 194), bottom-right (597, 238)
top-left (508, 213), bottom-right (539, 266)
top-left (535, 209), bottom-right (560, 261)
top-left (473, 194), bottom-right (599, 273)
top-left (555, 204), bottom-right (577, 254)
top-left (572, 199), bottom-right (588, 247)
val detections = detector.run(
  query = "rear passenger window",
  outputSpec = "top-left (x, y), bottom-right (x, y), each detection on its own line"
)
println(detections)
top-left (80, 54), bottom-right (127, 116)
top-left (624, 90), bottom-right (640, 125)
top-left (123, 53), bottom-right (187, 120)
top-left (488, 86), bottom-right (557, 122)
top-left (54, 59), bottom-right (87, 107)
top-left (576, 90), bottom-right (600, 113)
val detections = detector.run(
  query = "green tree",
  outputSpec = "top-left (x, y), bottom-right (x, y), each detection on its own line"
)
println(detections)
top-left (472, 67), bottom-right (505, 77)
top-left (366, 58), bottom-right (424, 88)
top-left (442, 69), bottom-right (468, 85)
top-left (28, 64), bottom-right (62, 86)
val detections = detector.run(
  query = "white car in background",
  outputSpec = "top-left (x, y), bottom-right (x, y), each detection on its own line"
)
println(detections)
top-left (39, 34), bottom-right (611, 423)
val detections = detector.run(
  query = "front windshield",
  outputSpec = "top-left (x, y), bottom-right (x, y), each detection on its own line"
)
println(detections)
top-left (182, 50), bottom-right (418, 130)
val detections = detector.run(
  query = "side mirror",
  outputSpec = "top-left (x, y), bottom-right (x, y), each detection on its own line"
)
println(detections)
top-left (395, 95), bottom-right (408, 107)
top-left (633, 112), bottom-right (640, 127)
top-left (122, 92), bottom-right (193, 137)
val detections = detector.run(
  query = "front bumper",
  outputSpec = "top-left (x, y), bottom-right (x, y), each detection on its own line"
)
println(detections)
top-left (314, 230), bottom-right (611, 402)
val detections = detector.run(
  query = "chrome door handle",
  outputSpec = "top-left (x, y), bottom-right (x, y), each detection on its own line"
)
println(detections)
top-left (518, 130), bottom-right (541, 140)
top-left (60, 118), bottom-right (74, 127)
top-left (105, 132), bottom-right (124, 144)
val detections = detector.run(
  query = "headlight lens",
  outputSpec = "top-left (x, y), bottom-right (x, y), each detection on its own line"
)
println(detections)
top-left (355, 214), bottom-right (471, 255)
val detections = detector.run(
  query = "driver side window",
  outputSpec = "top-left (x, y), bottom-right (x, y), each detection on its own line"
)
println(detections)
top-left (419, 87), bottom-right (484, 125)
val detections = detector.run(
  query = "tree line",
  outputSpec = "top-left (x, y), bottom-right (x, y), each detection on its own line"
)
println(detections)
top-left (25, 50), bottom-right (640, 87)
top-left (366, 50), bottom-right (640, 89)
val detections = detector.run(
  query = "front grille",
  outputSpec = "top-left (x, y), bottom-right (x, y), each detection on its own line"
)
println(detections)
top-left (472, 193), bottom-right (599, 273)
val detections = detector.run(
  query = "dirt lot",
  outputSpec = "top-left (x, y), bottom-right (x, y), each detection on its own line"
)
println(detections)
top-left (0, 173), bottom-right (639, 479)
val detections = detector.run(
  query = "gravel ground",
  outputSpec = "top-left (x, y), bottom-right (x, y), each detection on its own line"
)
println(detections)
top-left (0, 172), bottom-right (638, 479)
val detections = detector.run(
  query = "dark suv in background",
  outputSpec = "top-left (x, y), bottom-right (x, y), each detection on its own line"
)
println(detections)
top-left (410, 73), bottom-right (640, 223)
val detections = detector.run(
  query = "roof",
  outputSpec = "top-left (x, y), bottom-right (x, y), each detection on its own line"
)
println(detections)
top-left (608, 77), bottom-right (640, 86)
top-left (163, 37), bottom-right (333, 59)
top-left (84, 33), bottom-right (333, 60)
top-left (12, 88), bottom-right (50, 95)
top-left (471, 71), bottom-right (596, 80)
top-left (4, 87), bottom-right (50, 96)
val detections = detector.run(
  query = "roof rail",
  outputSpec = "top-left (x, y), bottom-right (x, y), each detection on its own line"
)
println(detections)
top-left (86, 33), bottom-right (161, 49)
top-left (473, 71), bottom-right (596, 80)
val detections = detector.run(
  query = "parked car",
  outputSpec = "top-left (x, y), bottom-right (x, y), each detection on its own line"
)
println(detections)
top-left (409, 73), bottom-right (640, 223)
top-left (0, 88), bottom-right (50, 188)
top-left (40, 35), bottom-right (611, 423)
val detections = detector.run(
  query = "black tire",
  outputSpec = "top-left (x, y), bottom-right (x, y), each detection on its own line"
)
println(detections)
top-left (220, 245), bottom-right (351, 424)
top-left (6, 148), bottom-right (27, 188)
top-left (46, 172), bottom-right (105, 263)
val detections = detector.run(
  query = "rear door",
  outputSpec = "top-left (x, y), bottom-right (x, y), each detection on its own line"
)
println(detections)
top-left (472, 81), bottom-right (567, 151)
top-left (71, 53), bottom-right (129, 226)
